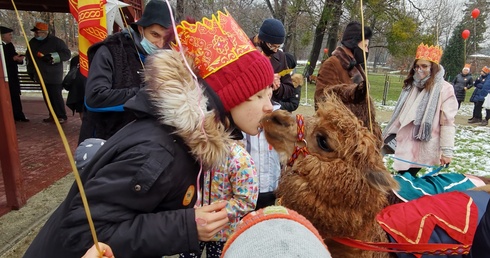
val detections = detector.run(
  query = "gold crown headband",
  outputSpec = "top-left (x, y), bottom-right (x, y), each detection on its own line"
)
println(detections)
top-left (415, 43), bottom-right (443, 64)
top-left (175, 11), bottom-right (256, 78)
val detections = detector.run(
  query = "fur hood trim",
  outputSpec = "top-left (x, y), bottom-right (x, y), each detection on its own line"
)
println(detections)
top-left (143, 49), bottom-right (231, 168)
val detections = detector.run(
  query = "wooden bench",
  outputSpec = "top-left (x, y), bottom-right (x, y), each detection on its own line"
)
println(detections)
top-left (18, 71), bottom-right (42, 91)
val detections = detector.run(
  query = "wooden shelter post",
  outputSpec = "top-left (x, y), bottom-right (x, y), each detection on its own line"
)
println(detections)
top-left (0, 52), bottom-right (26, 210)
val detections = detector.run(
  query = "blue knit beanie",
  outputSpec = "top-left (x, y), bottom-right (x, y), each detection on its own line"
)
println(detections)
top-left (258, 19), bottom-right (286, 44)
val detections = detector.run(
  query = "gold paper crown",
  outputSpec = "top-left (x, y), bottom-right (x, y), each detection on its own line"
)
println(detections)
top-left (482, 66), bottom-right (490, 74)
top-left (175, 11), bottom-right (256, 78)
top-left (415, 43), bottom-right (443, 64)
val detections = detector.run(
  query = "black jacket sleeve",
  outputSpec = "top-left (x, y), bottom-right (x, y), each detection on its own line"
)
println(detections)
top-left (279, 86), bottom-right (301, 112)
top-left (59, 143), bottom-right (200, 257)
top-left (270, 51), bottom-right (295, 101)
top-left (85, 46), bottom-right (140, 110)
top-left (469, 198), bottom-right (490, 257)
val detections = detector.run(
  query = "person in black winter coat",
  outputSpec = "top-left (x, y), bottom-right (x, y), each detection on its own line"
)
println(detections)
top-left (279, 52), bottom-right (302, 112)
top-left (452, 65), bottom-right (473, 109)
top-left (23, 11), bottom-right (275, 258)
top-left (1, 26), bottom-right (28, 122)
top-left (251, 18), bottom-right (294, 103)
top-left (65, 55), bottom-right (86, 118)
top-left (469, 198), bottom-right (490, 257)
top-left (79, 0), bottom-right (174, 142)
top-left (26, 22), bottom-right (71, 123)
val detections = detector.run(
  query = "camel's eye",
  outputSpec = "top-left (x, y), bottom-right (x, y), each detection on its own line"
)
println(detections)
top-left (316, 134), bottom-right (333, 152)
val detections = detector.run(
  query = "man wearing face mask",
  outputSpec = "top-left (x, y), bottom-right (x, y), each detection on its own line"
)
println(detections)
top-left (26, 22), bottom-right (71, 124)
top-left (251, 19), bottom-right (294, 104)
top-left (79, 0), bottom-right (174, 142)
top-left (314, 21), bottom-right (382, 147)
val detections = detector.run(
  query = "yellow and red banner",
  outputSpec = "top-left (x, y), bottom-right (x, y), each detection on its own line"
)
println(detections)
top-left (69, 0), bottom-right (108, 77)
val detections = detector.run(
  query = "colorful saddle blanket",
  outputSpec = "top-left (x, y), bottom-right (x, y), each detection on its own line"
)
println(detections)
top-left (377, 191), bottom-right (490, 258)
top-left (392, 172), bottom-right (483, 202)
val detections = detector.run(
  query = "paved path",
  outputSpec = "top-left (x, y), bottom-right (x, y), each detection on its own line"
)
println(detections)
top-left (0, 94), bottom-right (81, 215)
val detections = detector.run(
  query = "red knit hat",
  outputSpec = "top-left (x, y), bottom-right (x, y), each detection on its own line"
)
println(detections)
top-left (176, 11), bottom-right (274, 111)
top-left (204, 51), bottom-right (273, 111)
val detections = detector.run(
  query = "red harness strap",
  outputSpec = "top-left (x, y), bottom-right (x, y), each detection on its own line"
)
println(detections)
top-left (332, 237), bottom-right (471, 256)
top-left (287, 114), bottom-right (309, 167)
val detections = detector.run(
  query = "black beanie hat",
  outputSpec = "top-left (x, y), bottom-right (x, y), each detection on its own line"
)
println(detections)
top-left (258, 18), bottom-right (286, 44)
top-left (341, 21), bottom-right (372, 50)
top-left (0, 26), bottom-right (13, 34)
top-left (134, 0), bottom-right (173, 28)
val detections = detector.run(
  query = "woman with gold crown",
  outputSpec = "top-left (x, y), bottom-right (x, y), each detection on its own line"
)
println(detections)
top-left (382, 43), bottom-right (458, 177)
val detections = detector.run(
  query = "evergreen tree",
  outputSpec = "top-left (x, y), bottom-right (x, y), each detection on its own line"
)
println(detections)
top-left (440, 23), bottom-right (466, 80)
top-left (440, 0), bottom-right (488, 80)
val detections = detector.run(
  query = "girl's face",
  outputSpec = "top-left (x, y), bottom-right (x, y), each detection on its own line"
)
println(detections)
top-left (414, 59), bottom-right (431, 79)
top-left (230, 87), bottom-right (273, 135)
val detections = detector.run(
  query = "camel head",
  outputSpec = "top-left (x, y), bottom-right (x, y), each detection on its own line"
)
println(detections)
top-left (261, 93), bottom-right (398, 243)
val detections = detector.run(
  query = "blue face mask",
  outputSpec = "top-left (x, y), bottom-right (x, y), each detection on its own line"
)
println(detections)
top-left (140, 36), bottom-right (159, 55)
top-left (35, 36), bottom-right (46, 41)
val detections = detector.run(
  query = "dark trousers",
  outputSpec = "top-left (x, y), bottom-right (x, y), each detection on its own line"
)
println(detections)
top-left (472, 101), bottom-right (483, 119)
top-left (43, 83), bottom-right (67, 119)
top-left (457, 100), bottom-right (462, 110)
top-left (9, 85), bottom-right (26, 120)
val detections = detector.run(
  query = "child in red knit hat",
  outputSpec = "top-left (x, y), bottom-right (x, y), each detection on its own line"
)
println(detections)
top-left (175, 10), bottom-right (274, 257)
top-left (23, 9), bottom-right (274, 258)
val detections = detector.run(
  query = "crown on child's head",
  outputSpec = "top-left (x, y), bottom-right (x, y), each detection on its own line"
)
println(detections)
top-left (482, 66), bottom-right (490, 74)
top-left (415, 43), bottom-right (443, 64)
top-left (175, 10), bottom-right (256, 79)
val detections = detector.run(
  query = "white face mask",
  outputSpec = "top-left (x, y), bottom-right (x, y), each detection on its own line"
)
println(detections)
top-left (414, 64), bottom-right (430, 80)
top-left (140, 36), bottom-right (159, 55)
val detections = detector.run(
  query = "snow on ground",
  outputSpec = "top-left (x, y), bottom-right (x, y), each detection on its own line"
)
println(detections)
top-left (378, 102), bottom-right (490, 177)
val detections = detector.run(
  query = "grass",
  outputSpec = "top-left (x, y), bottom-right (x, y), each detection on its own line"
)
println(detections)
top-left (295, 65), bottom-right (404, 105)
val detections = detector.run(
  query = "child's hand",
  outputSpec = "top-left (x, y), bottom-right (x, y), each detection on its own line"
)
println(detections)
top-left (272, 74), bottom-right (281, 90)
top-left (82, 242), bottom-right (114, 258)
top-left (195, 201), bottom-right (229, 241)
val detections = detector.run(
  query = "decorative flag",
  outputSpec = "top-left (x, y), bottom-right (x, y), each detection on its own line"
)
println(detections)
top-left (69, 0), bottom-right (108, 77)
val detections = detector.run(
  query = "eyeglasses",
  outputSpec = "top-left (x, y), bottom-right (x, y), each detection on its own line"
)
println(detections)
top-left (266, 42), bottom-right (283, 51)
top-left (414, 64), bottom-right (430, 70)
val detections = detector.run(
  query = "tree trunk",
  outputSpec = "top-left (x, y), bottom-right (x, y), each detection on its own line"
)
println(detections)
top-left (304, 0), bottom-right (342, 78)
top-left (176, 0), bottom-right (184, 22)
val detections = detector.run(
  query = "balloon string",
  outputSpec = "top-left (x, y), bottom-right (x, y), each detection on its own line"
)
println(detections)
top-left (11, 0), bottom-right (102, 255)
top-left (164, 0), bottom-right (206, 207)
top-left (359, 0), bottom-right (374, 134)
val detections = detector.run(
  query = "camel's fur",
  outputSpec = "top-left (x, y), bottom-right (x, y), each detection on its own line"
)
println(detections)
top-left (261, 94), bottom-right (399, 258)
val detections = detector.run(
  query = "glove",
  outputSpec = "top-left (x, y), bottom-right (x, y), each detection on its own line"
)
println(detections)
top-left (352, 73), bottom-right (363, 85)
top-left (41, 53), bottom-right (53, 64)
top-left (354, 81), bottom-right (367, 102)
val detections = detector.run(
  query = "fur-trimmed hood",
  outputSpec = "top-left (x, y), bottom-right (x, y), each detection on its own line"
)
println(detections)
top-left (124, 49), bottom-right (231, 169)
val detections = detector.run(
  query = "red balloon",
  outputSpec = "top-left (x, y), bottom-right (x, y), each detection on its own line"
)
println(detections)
top-left (472, 8), bottom-right (480, 19)
top-left (462, 29), bottom-right (470, 40)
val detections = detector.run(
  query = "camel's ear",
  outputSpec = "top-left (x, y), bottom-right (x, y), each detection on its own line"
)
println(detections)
top-left (366, 169), bottom-right (399, 193)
